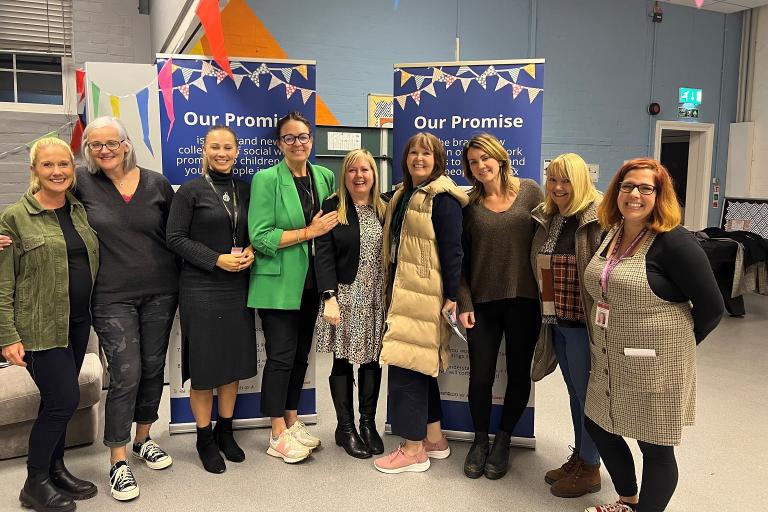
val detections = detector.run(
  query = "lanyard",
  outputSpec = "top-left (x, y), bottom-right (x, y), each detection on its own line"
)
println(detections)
top-left (599, 224), bottom-right (648, 298)
top-left (204, 173), bottom-right (240, 247)
top-left (295, 168), bottom-right (316, 256)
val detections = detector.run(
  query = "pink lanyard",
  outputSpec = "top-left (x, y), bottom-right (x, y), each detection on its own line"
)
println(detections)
top-left (599, 225), bottom-right (648, 298)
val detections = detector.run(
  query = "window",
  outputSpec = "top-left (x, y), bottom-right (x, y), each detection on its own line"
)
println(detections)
top-left (0, 1), bottom-right (73, 56)
top-left (0, 52), bottom-right (64, 105)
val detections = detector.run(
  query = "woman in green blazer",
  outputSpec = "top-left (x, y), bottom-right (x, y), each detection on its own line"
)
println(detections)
top-left (248, 111), bottom-right (337, 464)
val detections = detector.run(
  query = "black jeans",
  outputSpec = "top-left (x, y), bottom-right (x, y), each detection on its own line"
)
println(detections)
top-left (586, 416), bottom-right (678, 512)
top-left (93, 293), bottom-right (177, 447)
top-left (388, 365), bottom-right (442, 441)
top-left (24, 319), bottom-right (90, 476)
top-left (258, 288), bottom-right (319, 417)
top-left (467, 297), bottom-right (540, 432)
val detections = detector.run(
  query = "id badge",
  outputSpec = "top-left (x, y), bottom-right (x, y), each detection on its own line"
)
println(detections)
top-left (595, 302), bottom-right (610, 328)
top-left (231, 247), bottom-right (244, 255)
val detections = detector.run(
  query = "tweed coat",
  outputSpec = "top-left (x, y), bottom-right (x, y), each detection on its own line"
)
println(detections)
top-left (583, 228), bottom-right (697, 446)
top-left (380, 175), bottom-right (469, 377)
top-left (529, 199), bottom-right (603, 381)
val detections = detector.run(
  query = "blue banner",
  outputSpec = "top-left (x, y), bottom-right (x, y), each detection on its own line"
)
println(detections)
top-left (157, 57), bottom-right (316, 186)
top-left (392, 60), bottom-right (544, 186)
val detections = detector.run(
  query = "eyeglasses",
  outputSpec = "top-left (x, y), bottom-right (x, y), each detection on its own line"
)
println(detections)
top-left (279, 133), bottom-right (311, 145)
top-left (618, 182), bottom-right (656, 195)
top-left (87, 140), bottom-right (124, 152)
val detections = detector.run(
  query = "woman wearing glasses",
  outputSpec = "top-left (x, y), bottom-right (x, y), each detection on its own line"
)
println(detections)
top-left (582, 158), bottom-right (723, 512)
top-left (248, 111), bottom-right (337, 463)
top-left (78, 117), bottom-right (178, 501)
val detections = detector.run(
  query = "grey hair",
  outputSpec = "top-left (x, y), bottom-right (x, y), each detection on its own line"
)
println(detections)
top-left (81, 116), bottom-right (137, 174)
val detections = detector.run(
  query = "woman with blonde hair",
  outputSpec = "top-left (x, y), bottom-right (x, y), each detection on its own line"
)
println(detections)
top-left (582, 158), bottom-right (723, 512)
top-left (457, 133), bottom-right (543, 480)
top-left (530, 153), bottom-right (604, 497)
top-left (1, 137), bottom-right (99, 511)
top-left (314, 148), bottom-right (386, 459)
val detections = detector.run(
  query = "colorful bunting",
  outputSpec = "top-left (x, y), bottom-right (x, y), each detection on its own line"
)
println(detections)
top-left (268, 75), bottom-right (282, 90)
top-left (179, 84), bottom-right (190, 100)
top-left (257, 63), bottom-right (270, 74)
top-left (91, 82), bottom-right (101, 117)
top-left (460, 77), bottom-right (472, 91)
top-left (181, 67), bottom-right (195, 83)
top-left (396, 95), bottom-right (407, 110)
top-left (202, 61), bottom-right (215, 77)
top-left (414, 75), bottom-right (426, 88)
top-left (400, 70), bottom-right (412, 86)
top-left (300, 89), bottom-right (313, 104)
top-left (285, 84), bottom-right (297, 99)
top-left (109, 95), bottom-right (120, 117)
top-left (495, 76), bottom-right (510, 91)
top-left (135, 87), bottom-right (154, 156)
top-left (191, 77), bottom-right (207, 92)
top-left (522, 63), bottom-right (536, 79)
top-left (281, 68), bottom-right (293, 83)
top-left (158, 58), bottom-right (175, 141)
top-left (509, 67), bottom-right (521, 83)
top-left (527, 87), bottom-right (541, 103)
top-left (232, 74), bottom-right (244, 89)
top-left (214, 69), bottom-right (227, 83)
top-left (423, 83), bottom-right (437, 97)
top-left (457, 66), bottom-right (473, 75)
top-left (249, 72), bottom-right (260, 87)
top-left (296, 64), bottom-right (308, 79)
top-left (195, 0), bottom-right (233, 77)
top-left (512, 83), bottom-right (524, 99)
top-left (410, 91), bottom-right (421, 105)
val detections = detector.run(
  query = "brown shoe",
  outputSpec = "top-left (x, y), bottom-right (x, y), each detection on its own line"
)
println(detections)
top-left (550, 462), bottom-right (601, 498)
top-left (544, 449), bottom-right (582, 484)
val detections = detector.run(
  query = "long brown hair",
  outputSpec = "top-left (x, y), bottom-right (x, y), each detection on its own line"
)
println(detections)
top-left (400, 132), bottom-right (446, 190)
top-left (461, 133), bottom-right (519, 204)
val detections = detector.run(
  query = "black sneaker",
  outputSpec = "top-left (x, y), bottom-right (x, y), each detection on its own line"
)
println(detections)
top-left (109, 461), bottom-right (139, 501)
top-left (132, 438), bottom-right (173, 470)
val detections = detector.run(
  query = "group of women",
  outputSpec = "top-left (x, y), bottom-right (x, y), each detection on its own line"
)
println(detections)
top-left (0, 112), bottom-right (724, 512)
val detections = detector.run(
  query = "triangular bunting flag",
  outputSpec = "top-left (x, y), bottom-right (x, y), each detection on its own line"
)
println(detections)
top-left (527, 87), bottom-right (541, 103)
top-left (523, 63), bottom-right (536, 79)
top-left (410, 91), bottom-right (421, 105)
top-left (230, 61), bottom-right (242, 70)
top-left (257, 63), bottom-right (270, 74)
top-left (486, 65), bottom-right (497, 76)
top-left (477, 71), bottom-right (488, 89)
top-left (181, 67), bottom-right (195, 83)
top-left (281, 68), bottom-right (293, 82)
top-left (414, 75), bottom-right (426, 89)
top-left (458, 66), bottom-right (473, 75)
top-left (512, 83), bottom-right (524, 99)
top-left (215, 69), bottom-right (227, 83)
top-left (249, 73), bottom-right (260, 87)
top-left (495, 76), bottom-right (510, 91)
top-left (300, 88), bottom-right (313, 104)
top-left (400, 70), bottom-right (412, 87)
top-left (296, 64), bottom-right (308, 79)
top-left (136, 87), bottom-right (153, 156)
top-left (509, 68), bottom-right (521, 83)
top-left (172, 64), bottom-right (180, 72)
top-left (432, 68), bottom-right (444, 82)
top-left (285, 84), bottom-right (297, 99)
top-left (444, 74), bottom-right (457, 88)
top-left (109, 95), bottom-right (120, 118)
top-left (191, 77), bottom-right (207, 92)
top-left (179, 84), bottom-right (190, 100)
top-left (91, 82), bottom-right (101, 118)
top-left (233, 74), bottom-right (244, 89)
top-left (268, 75), bottom-right (282, 90)
top-left (396, 95), bottom-right (407, 109)
top-left (202, 61), bottom-right (215, 76)
top-left (460, 77), bottom-right (472, 91)
top-left (423, 83), bottom-right (437, 97)
top-left (196, 0), bottom-right (233, 77)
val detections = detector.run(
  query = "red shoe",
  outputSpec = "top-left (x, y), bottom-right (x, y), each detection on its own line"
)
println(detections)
top-left (423, 435), bottom-right (451, 459)
top-left (374, 444), bottom-right (430, 474)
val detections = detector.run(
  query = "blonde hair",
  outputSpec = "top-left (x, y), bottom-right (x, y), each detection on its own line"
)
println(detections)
top-left (461, 133), bottom-right (520, 204)
top-left (336, 149), bottom-right (385, 224)
top-left (201, 125), bottom-right (239, 175)
top-left (28, 137), bottom-right (76, 194)
top-left (542, 153), bottom-right (601, 217)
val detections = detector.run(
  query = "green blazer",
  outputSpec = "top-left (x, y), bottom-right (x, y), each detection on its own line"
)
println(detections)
top-left (248, 160), bottom-right (335, 309)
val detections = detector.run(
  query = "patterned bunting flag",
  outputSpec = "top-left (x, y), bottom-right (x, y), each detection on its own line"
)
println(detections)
top-left (486, 65), bottom-right (497, 76)
top-left (444, 74), bottom-right (457, 88)
top-left (457, 66), bottom-right (473, 75)
top-left (396, 95), bottom-right (407, 110)
top-left (527, 87), bottom-right (541, 103)
top-left (202, 61), bottom-right (215, 76)
top-left (512, 83), bottom-right (524, 99)
top-left (172, 64), bottom-right (179, 72)
top-left (249, 72), bottom-right (260, 87)
top-left (215, 69), bottom-right (227, 83)
top-left (296, 64), bottom-right (308, 79)
top-left (495, 76), bottom-right (509, 91)
top-left (400, 70), bottom-right (412, 87)
top-left (460, 77), bottom-right (472, 91)
top-left (477, 71), bottom-right (488, 89)
top-left (285, 84), bottom-right (297, 99)
top-left (423, 83), bottom-right (437, 97)
top-left (281, 68), bottom-right (293, 83)
top-left (300, 88), bottom-right (313, 104)
top-left (191, 77), bottom-right (207, 92)
top-left (523, 63), bottom-right (536, 79)
top-left (230, 61), bottom-right (243, 70)
top-left (414, 75), bottom-right (426, 88)
top-left (257, 63), bottom-right (270, 74)
top-left (432, 68), bottom-right (444, 82)
top-left (181, 67), bottom-right (195, 83)
top-left (509, 67), bottom-right (521, 83)
top-left (232, 74), bottom-right (244, 89)
top-left (268, 75), bottom-right (282, 90)
top-left (410, 91), bottom-right (421, 105)
top-left (179, 84), bottom-right (190, 100)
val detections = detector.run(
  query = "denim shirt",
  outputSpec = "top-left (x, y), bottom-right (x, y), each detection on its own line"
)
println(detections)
top-left (0, 190), bottom-right (99, 350)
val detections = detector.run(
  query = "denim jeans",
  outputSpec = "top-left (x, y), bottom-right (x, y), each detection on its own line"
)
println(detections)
top-left (551, 325), bottom-right (600, 465)
top-left (93, 294), bottom-right (177, 447)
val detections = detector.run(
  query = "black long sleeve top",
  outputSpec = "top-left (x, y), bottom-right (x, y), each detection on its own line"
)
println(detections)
top-left (432, 193), bottom-right (463, 302)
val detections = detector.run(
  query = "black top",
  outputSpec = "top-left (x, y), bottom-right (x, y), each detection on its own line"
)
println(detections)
top-left (293, 174), bottom-right (320, 290)
top-left (603, 225), bottom-right (724, 343)
top-left (315, 195), bottom-right (367, 293)
top-left (55, 201), bottom-right (92, 322)
top-left (166, 170), bottom-right (251, 282)
top-left (553, 215), bottom-right (578, 256)
top-left (75, 167), bottom-right (179, 303)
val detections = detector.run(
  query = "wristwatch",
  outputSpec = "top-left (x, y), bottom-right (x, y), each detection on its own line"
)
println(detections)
top-left (322, 290), bottom-right (337, 301)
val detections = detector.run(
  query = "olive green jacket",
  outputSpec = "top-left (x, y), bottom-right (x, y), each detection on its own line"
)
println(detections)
top-left (0, 191), bottom-right (99, 351)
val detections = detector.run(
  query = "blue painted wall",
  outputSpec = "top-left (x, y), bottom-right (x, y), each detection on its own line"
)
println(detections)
top-left (246, 0), bottom-right (741, 225)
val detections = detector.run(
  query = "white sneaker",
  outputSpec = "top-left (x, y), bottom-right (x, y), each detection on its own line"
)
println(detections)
top-left (287, 420), bottom-right (321, 449)
top-left (266, 430), bottom-right (311, 463)
top-left (585, 501), bottom-right (635, 512)
top-left (132, 438), bottom-right (173, 470)
top-left (109, 461), bottom-right (139, 501)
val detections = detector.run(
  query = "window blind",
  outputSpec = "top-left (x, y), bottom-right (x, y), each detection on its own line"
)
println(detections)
top-left (0, 0), bottom-right (73, 56)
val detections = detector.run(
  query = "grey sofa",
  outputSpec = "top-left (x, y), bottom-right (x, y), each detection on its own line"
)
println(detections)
top-left (0, 332), bottom-right (103, 460)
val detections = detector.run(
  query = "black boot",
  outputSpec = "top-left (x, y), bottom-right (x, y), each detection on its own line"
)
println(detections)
top-left (196, 424), bottom-right (225, 474)
top-left (329, 375), bottom-right (371, 459)
top-left (49, 458), bottom-right (97, 500)
top-left (19, 472), bottom-right (75, 512)
top-left (214, 416), bottom-right (245, 462)
top-left (357, 366), bottom-right (384, 455)
top-left (485, 430), bottom-right (511, 480)
top-left (464, 432), bottom-right (489, 479)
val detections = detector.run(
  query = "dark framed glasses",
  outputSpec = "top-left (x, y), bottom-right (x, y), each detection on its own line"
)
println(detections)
top-left (87, 140), bottom-right (124, 151)
top-left (618, 182), bottom-right (656, 195)
top-left (279, 133), bottom-right (311, 145)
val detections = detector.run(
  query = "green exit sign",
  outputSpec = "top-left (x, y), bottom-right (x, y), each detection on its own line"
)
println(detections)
top-left (679, 87), bottom-right (702, 106)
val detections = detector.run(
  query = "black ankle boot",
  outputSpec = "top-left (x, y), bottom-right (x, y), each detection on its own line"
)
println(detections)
top-left (196, 424), bottom-right (225, 473)
top-left (485, 430), bottom-right (511, 480)
top-left (19, 472), bottom-right (75, 512)
top-left (357, 366), bottom-right (384, 455)
top-left (464, 432), bottom-right (489, 479)
top-left (329, 375), bottom-right (371, 459)
top-left (49, 458), bottom-right (97, 500)
top-left (214, 416), bottom-right (245, 463)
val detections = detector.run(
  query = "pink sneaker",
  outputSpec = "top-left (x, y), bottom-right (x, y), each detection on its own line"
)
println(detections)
top-left (584, 500), bottom-right (635, 512)
top-left (374, 444), bottom-right (430, 474)
top-left (423, 435), bottom-right (451, 459)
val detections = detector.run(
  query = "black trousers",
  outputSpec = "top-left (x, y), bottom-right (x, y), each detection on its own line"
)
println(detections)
top-left (330, 358), bottom-right (379, 376)
top-left (388, 365), bottom-right (442, 441)
top-left (24, 319), bottom-right (90, 476)
top-left (258, 288), bottom-right (319, 417)
top-left (467, 297), bottom-right (540, 432)
top-left (585, 416), bottom-right (678, 512)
